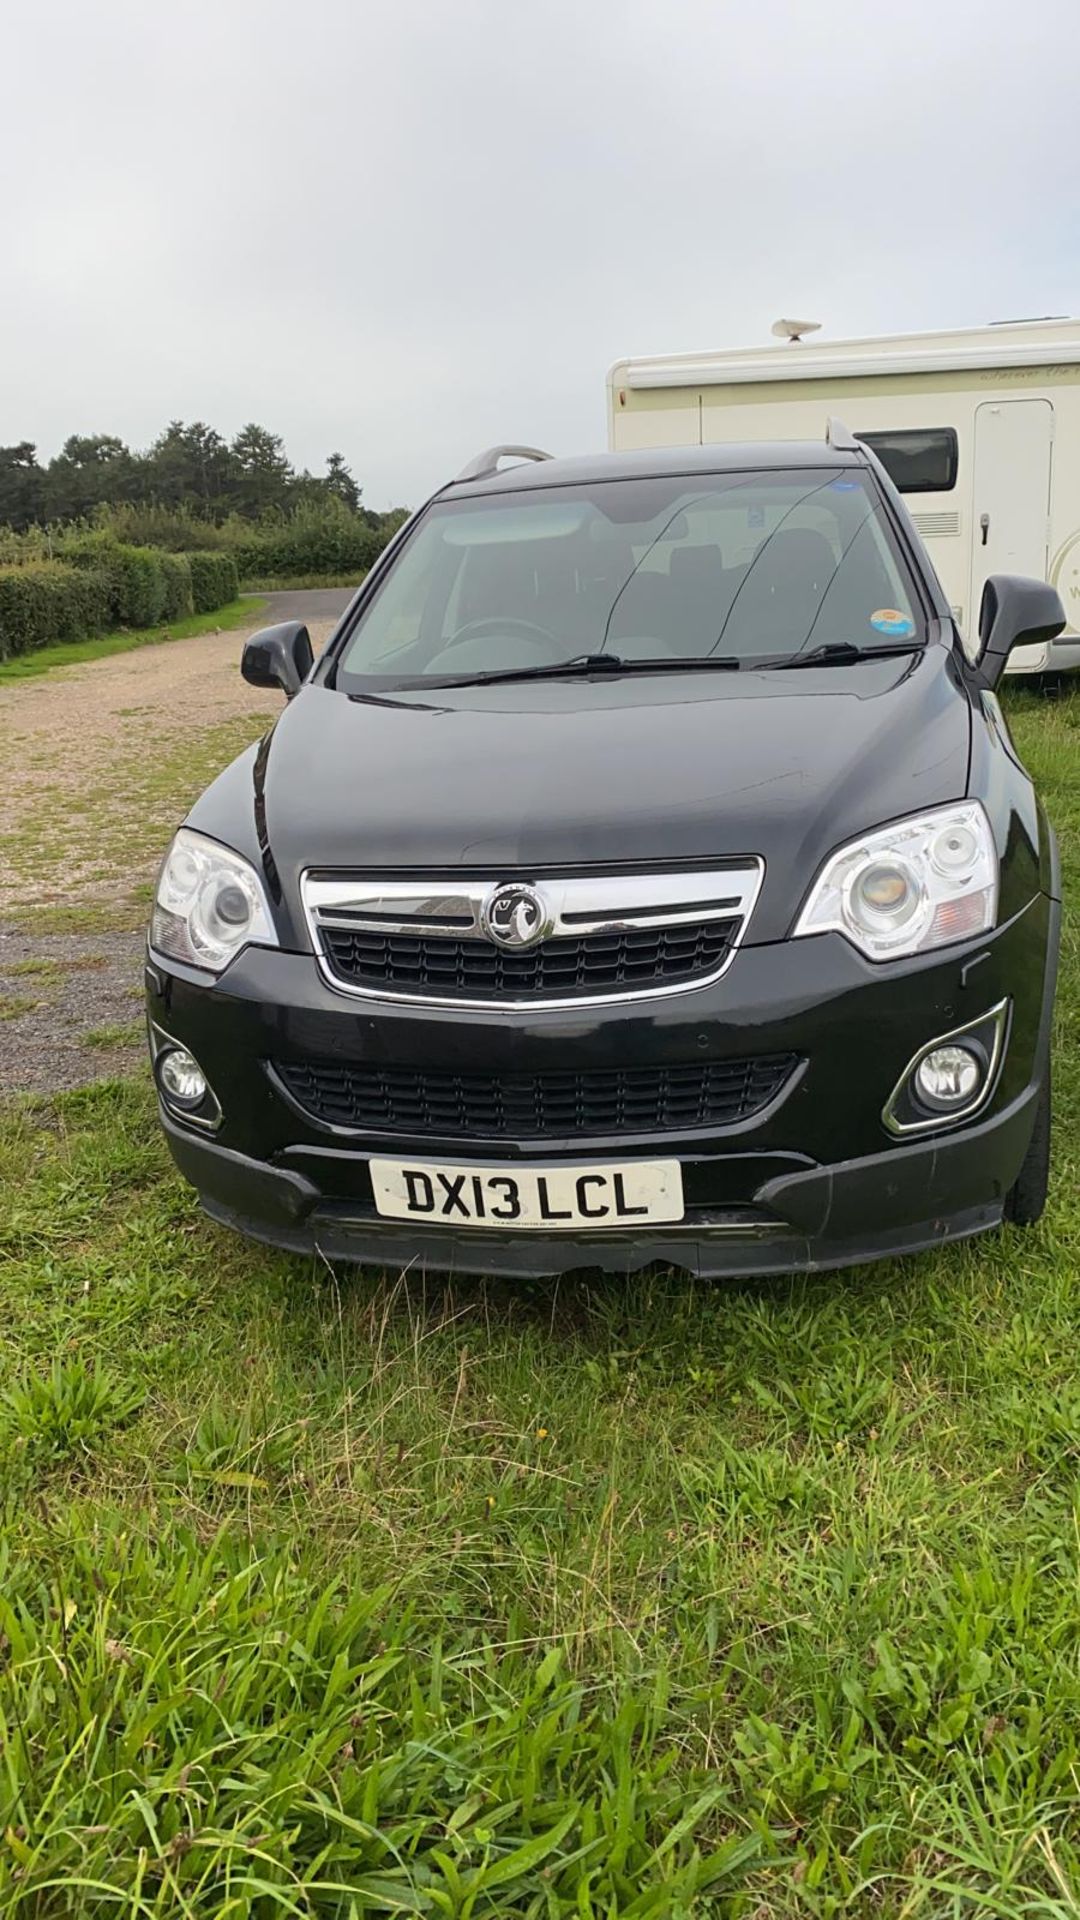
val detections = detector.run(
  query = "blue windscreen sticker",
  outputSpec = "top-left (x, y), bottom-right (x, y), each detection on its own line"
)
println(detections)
top-left (828, 478), bottom-right (860, 490)
top-left (870, 608), bottom-right (916, 637)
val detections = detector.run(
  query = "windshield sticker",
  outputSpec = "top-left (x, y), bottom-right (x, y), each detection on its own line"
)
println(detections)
top-left (828, 478), bottom-right (860, 490)
top-left (870, 608), bottom-right (916, 637)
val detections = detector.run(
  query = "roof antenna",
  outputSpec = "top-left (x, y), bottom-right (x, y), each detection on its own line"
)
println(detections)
top-left (771, 317), bottom-right (822, 344)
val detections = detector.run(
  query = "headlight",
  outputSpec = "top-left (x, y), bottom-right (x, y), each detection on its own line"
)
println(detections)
top-left (793, 803), bottom-right (997, 960)
top-left (150, 828), bottom-right (278, 974)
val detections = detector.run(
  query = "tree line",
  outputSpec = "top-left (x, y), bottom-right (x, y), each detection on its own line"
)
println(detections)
top-left (0, 422), bottom-right (398, 533)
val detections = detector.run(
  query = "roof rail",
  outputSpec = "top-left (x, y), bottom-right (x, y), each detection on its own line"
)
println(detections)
top-left (453, 444), bottom-right (553, 484)
top-left (825, 416), bottom-right (860, 451)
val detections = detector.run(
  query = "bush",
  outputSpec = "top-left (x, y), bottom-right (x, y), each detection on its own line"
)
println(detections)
top-left (87, 498), bottom-right (400, 586)
top-left (0, 561), bottom-right (111, 659)
top-left (187, 550), bottom-right (239, 613)
top-left (94, 501), bottom-right (232, 552)
top-left (0, 523), bottom-right (50, 568)
top-left (60, 533), bottom-right (171, 627)
top-left (0, 544), bottom-right (233, 660)
top-left (224, 500), bottom-right (388, 584)
top-left (66, 565), bottom-right (113, 637)
top-left (113, 545), bottom-right (168, 626)
top-left (159, 551), bottom-right (193, 620)
top-left (66, 535), bottom-right (233, 624)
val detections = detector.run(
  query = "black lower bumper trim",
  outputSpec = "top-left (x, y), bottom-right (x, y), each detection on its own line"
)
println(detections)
top-left (159, 1076), bottom-right (1040, 1280)
top-left (197, 1193), bottom-right (1001, 1278)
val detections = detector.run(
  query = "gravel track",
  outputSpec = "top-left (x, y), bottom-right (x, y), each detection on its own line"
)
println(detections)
top-left (0, 592), bottom-right (349, 1097)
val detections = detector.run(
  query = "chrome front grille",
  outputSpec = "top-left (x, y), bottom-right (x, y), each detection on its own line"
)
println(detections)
top-left (319, 919), bottom-right (739, 998)
top-left (301, 864), bottom-right (764, 1008)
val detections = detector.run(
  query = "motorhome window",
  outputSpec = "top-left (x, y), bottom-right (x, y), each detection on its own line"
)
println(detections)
top-left (857, 429), bottom-right (958, 494)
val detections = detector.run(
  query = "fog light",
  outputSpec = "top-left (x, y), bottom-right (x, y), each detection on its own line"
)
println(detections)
top-left (914, 1044), bottom-right (983, 1111)
top-left (157, 1046), bottom-right (208, 1110)
top-left (883, 1001), bottom-right (1008, 1137)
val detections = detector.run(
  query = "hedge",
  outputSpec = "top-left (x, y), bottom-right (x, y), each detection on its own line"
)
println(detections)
top-left (61, 534), bottom-right (170, 628)
top-left (1, 503), bottom-right (404, 588)
top-left (0, 562), bottom-right (111, 660)
top-left (230, 518), bottom-right (385, 584)
top-left (160, 551), bottom-right (194, 620)
top-left (188, 550), bottom-right (238, 613)
top-left (0, 548), bottom-right (237, 661)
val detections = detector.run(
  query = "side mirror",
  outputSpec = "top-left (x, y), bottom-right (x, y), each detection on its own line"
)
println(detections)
top-left (977, 575), bottom-right (1065, 688)
top-left (241, 621), bottom-right (314, 698)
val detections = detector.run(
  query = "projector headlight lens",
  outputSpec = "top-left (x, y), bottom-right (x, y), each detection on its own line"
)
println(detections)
top-left (151, 829), bottom-right (277, 975)
top-left (794, 803), bottom-right (997, 960)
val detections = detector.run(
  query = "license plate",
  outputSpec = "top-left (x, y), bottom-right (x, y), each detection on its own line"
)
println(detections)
top-left (369, 1157), bottom-right (685, 1230)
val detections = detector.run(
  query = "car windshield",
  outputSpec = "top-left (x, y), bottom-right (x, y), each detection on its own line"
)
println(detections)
top-left (333, 468), bottom-right (924, 690)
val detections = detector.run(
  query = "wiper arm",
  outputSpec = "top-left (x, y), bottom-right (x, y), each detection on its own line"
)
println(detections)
top-left (757, 641), bottom-right (925, 671)
top-left (443, 652), bottom-right (627, 686)
top-left (347, 689), bottom-right (438, 709)
top-left (422, 652), bottom-right (742, 689)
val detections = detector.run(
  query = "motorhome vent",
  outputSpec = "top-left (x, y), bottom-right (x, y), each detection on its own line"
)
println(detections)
top-left (911, 510), bottom-right (961, 538)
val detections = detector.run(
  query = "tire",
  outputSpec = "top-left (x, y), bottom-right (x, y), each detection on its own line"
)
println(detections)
top-left (1004, 1065), bottom-right (1051, 1226)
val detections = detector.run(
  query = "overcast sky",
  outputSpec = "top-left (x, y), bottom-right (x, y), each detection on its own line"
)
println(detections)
top-left (5, 0), bottom-right (1080, 507)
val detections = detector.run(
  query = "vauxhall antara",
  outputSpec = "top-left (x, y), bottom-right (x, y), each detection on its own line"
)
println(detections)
top-left (145, 430), bottom-right (1063, 1278)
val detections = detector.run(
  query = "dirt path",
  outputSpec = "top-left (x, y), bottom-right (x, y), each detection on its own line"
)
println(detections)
top-left (0, 592), bottom-right (349, 1095)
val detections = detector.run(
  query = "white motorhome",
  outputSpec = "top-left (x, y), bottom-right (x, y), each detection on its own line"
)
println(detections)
top-left (607, 319), bottom-right (1080, 675)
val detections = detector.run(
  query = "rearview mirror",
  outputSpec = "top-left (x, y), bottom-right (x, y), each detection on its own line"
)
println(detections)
top-left (977, 575), bottom-right (1065, 688)
top-left (241, 622), bottom-right (314, 698)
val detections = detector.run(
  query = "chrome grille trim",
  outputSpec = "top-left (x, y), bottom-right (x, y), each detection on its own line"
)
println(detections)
top-left (301, 863), bottom-right (764, 1009)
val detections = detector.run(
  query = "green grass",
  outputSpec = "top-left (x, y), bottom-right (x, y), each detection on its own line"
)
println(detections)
top-left (240, 571), bottom-right (363, 593)
top-left (0, 994), bottom-right (39, 1020)
top-left (0, 687), bottom-right (1078, 1914)
top-left (5, 898), bottom-right (148, 937)
top-left (5, 957), bottom-right (63, 980)
top-left (0, 598), bottom-right (266, 684)
top-left (6, 955), bottom-right (108, 979)
top-left (81, 1018), bottom-right (144, 1050)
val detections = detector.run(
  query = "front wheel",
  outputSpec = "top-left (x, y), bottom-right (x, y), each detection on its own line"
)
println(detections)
top-left (1003, 1067), bottom-right (1051, 1227)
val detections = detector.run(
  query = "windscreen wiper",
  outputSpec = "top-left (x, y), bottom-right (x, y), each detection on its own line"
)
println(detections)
top-left (421, 652), bottom-right (743, 689)
top-left (346, 689), bottom-right (438, 709)
top-left (757, 641), bottom-right (925, 671)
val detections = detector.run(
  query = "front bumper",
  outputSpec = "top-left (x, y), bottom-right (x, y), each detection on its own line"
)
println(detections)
top-left (146, 891), bottom-right (1058, 1279)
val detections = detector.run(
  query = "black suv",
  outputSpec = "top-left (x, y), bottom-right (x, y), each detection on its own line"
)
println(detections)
top-left (145, 430), bottom-right (1063, 1278)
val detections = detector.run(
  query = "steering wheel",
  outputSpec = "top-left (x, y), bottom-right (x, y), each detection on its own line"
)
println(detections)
top-left (438, 616), bottom-right (563, 661)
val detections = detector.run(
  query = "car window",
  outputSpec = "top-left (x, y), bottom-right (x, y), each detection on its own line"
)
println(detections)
top-left (334, 469), bottom-right (924, 687)
top-left (340, 524), bottom-right (465, 667)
